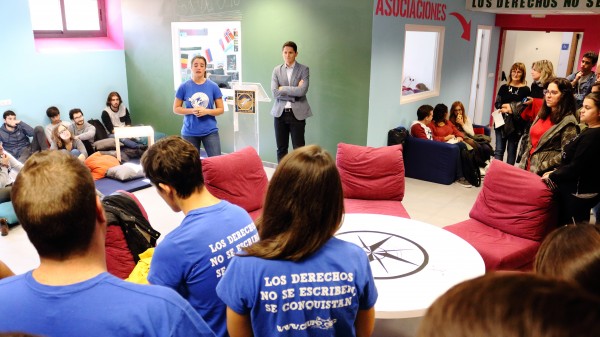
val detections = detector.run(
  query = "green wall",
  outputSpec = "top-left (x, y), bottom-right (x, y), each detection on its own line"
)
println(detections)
top-left (122, 0), bottom-right (373, 163)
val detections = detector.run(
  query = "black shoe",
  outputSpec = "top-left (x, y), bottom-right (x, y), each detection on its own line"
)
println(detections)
top-left (0, 218), bottom-right (9, 236)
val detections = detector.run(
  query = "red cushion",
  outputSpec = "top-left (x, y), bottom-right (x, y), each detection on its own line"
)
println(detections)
top-left (473, 127), bottom-right (484, 135)
top-left (336, 143), bottom-right (405, 201)
top-left (469, 160), bottom-right (556, 241)
top-left (105, 225), bottom-right (136, 279)
top-left (445, 219), bottom-right (540, 271)
top-left (344, 198), bottom-right (410, 218)
top-left (202, 147), bottom-right (268, 213)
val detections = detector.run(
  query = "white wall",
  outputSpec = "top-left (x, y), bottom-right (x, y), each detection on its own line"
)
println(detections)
top-left (501, 30), bottom-right (564, 85)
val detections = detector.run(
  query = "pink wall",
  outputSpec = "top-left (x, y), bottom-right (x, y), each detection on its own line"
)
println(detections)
top-left (495, 14), bottom-right (600, 56)
top-left (35, 0), bottom-right (123, 52)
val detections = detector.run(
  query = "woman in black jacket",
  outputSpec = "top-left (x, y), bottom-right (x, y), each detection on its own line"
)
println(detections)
top-left (542, 92), bottom-right (600, 224)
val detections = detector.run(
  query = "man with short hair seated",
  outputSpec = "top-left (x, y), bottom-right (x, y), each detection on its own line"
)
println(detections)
top-left (0, 150), bottom-right (216, 337)
top-left (68, 108), bottom-right (96, 155)
top-left (410, 104), bottom-right (434, 139)
top-left (0, 110), bottom-right (47, 163)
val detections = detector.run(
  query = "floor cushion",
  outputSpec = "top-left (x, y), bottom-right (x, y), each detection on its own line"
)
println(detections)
top-left (336, 143), bottom-right (405, 201)
top-left (85, 152), bottom-right (120, 180)
top-left (445, 219), bottom-right (541, 271)
top-left (0, 202), bottom-right (18, 226)
top-left (344, 199), bottom-right (410, 218)
top-left (202, 146), bottom-right (268, 214)
top-left (469, 160), bottom-right (556, 241)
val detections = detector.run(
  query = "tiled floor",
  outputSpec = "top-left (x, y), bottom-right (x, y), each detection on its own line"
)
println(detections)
top-left (0, 172), bottom-right (481, 275)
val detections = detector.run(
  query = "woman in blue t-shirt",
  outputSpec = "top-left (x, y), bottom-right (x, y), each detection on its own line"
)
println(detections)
top-left (216, 145), bottom-right (378, 337)
top-left (173, 55), bottom-right (224, 157)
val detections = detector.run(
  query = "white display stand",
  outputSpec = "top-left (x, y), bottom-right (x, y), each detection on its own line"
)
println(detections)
top-left (114, 126), bottom-right (154, 162)
top-left (227, 82), bottom-right (270, 153)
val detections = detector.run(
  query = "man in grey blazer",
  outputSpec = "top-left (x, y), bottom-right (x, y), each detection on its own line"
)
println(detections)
top-left (271, 41), bottom-right (312, 162)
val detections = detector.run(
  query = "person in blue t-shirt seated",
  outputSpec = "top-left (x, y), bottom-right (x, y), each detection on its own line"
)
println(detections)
top-left (0, 150), bottom-right (215, 337)
top-left (216, 145), bottom-right (378, 337)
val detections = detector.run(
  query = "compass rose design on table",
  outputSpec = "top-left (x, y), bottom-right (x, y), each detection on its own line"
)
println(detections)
top-left (336, 230), bottom-right (429, 279)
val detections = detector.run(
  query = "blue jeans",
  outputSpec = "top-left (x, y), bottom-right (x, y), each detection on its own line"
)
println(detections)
top-left (59, 149), bottom-right (81, 157)
top-left (183, 131), bottom-right (221, 157)
top-left (494, 128), bottom-right (519, 165)
top-left (108, 134), bottom-right (142, 149)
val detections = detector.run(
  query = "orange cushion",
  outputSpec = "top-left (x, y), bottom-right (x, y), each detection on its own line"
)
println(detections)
top-left (85, 152), bottom-right (120, 180)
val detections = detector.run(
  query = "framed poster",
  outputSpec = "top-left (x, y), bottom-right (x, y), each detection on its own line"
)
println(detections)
top-left (171, 21), bottom-right (242, 91)
top-left (235, 90), bottom-right (255, 113)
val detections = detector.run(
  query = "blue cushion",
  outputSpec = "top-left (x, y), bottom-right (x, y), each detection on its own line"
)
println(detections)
top-left (0, 202), bottom-right (19, 225)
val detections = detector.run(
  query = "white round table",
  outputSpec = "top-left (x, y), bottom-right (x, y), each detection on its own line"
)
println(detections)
top-left (336, 213), bottom-right (485, 319)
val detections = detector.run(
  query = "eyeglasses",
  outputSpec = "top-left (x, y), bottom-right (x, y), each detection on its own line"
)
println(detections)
top-left (543, 89), bottom-right (560, 96)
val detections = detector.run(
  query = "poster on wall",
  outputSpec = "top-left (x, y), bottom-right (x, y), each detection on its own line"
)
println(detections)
top-left (171, 21), bottom-right (242, 91)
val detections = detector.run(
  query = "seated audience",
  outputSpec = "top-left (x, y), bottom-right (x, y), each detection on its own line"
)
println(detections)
top-left (68, 108), bottom-right (96, 156)
top-left (216, 145), bottom-right (377, 337)
top-left (518, 77), bottom-right (580, 176)
top-left (0, 260), bottom-right (14, 279)
top-left (429, 103), bottom-right (465, 144)
top-left (141, 136), bottom-right (256, 337)
top-left (534, 223), bottom-right (600, 297)
top-left (428, 104), bottom-right (472, 188)
top-left (0, 141), bottom-right (23, 236)
top-left (417, 273), bottom-right (600, 337)
top-left (102, 91), bottom-right (145, 150)
top-left (44, 106), bottom-right (70, 146)
top-left (541, 93), bottom-right (600, 224)
top-left (51, 124), bottom-right (88, 161)
top-left (449, 101), bottom-right (492, 168)
top-left (0, 151), bottom-right (215, 336)
top-left (409, 104), bottom-right (433, 139)
top-left (591, 80), bottom-right (600, 93)
top-left (0, 110), bottom-right (47, 163)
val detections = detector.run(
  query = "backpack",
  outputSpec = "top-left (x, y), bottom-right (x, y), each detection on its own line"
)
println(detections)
top-left (88, 118), bottom-right (109, 141)
top-left (460, 148), bottom-right (481, 187)
top-left (102, 193), bottom-right (160, 263)
top-left (387, 126), bottom-right (409, 146)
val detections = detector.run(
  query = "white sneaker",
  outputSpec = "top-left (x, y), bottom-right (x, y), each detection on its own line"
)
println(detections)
top-left (456, 178), bottom-right (472, 188)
